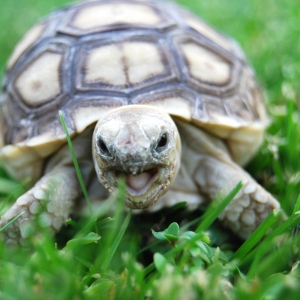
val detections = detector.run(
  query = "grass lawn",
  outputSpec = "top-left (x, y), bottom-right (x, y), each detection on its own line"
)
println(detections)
top-left (0, 0), bottom-right (300, 299)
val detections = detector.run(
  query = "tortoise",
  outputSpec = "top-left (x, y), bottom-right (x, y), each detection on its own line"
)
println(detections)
top-left (0, 0), bottom-right (279, 245)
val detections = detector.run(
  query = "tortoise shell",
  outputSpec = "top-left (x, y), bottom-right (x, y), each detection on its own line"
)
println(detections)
top-left (0, 0), bottom-right (267, 175)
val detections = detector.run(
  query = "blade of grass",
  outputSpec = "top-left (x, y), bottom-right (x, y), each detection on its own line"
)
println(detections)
top-left (59, 111), bottom-right (92, 215)
top-left (0, 211), bottom-right (25, 232)
top-left (272, 157), bottom-right (285, 192)
top-left (292, 193), bottom-right (300, 214)
top-left (101, 210), bottom-right (132, 271)
top-left (136, 240), bottom-right (161, 256)
top-left (80, 180), bottom-right (129, 287)
top-left (196, 181), bottom-right (243, 233)
top-left (248, 238), bottom-right (295, 279)
top-left (180, 216), bottom-right (202, 232)
top-left (230, 209), bottom-right (280, 261)
top-left (72, 196), bottom-right (115, 238)
top-left (96, 217), bottom-right (114, 227)
top-left (241, 211), bottom-right (300, 267)
top-left (96, 180), bottom-right (127, 265)
top-left (285, 99), bottom-right (298, 166)
top-left (291, 194), bottom-right (300, 235)
top-left (257, 211), bottom-right (300, 244)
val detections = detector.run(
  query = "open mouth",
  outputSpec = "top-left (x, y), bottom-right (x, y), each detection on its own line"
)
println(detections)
top-left (116, 168), bottom-right (159, 197)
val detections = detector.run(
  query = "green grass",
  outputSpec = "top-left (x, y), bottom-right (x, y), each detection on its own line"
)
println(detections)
top-left (1, 0), bottom-right (300, 299)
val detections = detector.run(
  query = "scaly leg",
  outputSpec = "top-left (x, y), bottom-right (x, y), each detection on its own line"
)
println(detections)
top-left (0, 166), bottom-right (81, 246)
top-left (195, 155), bottom-right (280, 239)
top-left (0, 129), bottom-right (94, 246)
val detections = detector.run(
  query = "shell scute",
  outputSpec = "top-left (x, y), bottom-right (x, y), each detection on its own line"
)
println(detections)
top-left (76, 35), bottom-right (179, 93)
top-left (58, 1), bottom-right (174, 35)
top-left (14, 51), bottom-right (63, 107)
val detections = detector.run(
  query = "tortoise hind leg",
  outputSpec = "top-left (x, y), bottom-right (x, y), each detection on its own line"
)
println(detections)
top-left (195, 155), bottom-right (280, 239)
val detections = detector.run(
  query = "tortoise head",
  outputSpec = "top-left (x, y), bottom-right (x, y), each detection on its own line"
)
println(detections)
top-left (92, 105), bottom-right (181, 209)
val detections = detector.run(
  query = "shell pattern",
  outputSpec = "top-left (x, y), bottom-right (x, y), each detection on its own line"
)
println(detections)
top-left (1, 0), bottom-right (266, 147)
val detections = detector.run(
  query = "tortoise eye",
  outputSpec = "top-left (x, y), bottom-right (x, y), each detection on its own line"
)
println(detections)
top-left (156, 133), bottom-right (168, 152)
top-left (98, 138), bottom-right (111, 157)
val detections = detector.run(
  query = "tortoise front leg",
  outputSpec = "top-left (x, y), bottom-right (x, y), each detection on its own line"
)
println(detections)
top-left (0, 129), bottom-right (94, 246)
top-left (195, 155), bottom-right (280, 239)
top-left (0, 165), bottom-right (82, 246)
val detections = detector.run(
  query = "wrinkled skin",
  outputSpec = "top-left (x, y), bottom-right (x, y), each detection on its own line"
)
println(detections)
top-left (92, 105), bottom-right (181, 209)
